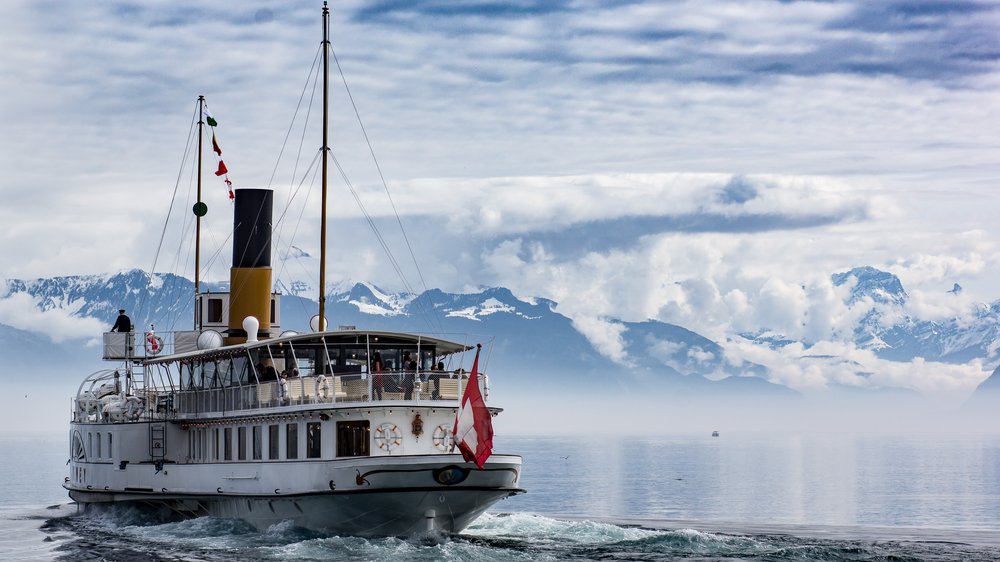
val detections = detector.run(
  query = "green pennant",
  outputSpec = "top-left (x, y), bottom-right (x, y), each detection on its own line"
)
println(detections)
top-left (206, 115), bottom-right (218, 127)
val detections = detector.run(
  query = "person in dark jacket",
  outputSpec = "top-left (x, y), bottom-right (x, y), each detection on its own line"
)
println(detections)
top-left (111, 309), bottom-right (132, 332)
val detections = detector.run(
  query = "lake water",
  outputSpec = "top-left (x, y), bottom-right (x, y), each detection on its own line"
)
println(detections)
top-left (3, 432), bottom-right (999, 561)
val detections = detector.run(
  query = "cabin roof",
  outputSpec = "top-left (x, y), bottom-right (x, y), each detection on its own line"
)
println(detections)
top-left (143, 330), bottom-right (473, 365)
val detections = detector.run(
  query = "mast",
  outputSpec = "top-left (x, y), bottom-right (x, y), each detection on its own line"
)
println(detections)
top-left (318, 2), bottom-right (329, 331)
top-left (195, 95), bottom-right (205, 328)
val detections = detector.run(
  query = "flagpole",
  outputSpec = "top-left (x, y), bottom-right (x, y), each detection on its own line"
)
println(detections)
top-left (195, 95), bottom-right (204, 329)
top-left (318, 1), bottom-right (329, 332)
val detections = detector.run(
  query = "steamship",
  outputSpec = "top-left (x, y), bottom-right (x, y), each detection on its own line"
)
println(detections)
top-left (64, 4), bottom-right (523, 536)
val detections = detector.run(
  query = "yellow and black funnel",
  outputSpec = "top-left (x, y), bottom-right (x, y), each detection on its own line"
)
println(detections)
top-left (226, 188), bottom-right (273, 345)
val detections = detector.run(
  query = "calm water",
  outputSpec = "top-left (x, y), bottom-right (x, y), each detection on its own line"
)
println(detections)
top-left (3, 433), bottom-right (999, 561)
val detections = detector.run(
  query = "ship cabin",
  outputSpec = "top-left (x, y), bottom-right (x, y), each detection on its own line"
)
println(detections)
top-left (76, 329), bottom-right (487, 426)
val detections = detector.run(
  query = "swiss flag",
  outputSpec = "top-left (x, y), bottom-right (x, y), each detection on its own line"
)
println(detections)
top-left (453, 344), bottom-right (493, 468)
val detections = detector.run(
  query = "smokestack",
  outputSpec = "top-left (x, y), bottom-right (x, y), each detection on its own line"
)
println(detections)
top-left (227, 188), bottom-right (273, 345)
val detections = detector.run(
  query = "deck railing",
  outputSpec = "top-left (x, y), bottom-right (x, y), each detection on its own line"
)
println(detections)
top-left (74, 371), bottom-right (488, 423)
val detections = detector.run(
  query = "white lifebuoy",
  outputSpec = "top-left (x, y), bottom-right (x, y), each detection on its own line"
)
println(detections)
top-left (432, 424), bottom-right (454, 452)
top-left (144, 332), bottom-right (164, 355)
top-left (374, 423), bottom-right (402, 451)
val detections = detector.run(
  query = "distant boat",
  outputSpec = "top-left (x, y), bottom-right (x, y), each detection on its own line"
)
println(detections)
top-left (712, 430), bottom-right (720, 437)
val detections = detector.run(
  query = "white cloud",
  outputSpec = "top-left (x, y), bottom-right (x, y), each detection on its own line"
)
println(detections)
top-left (571, 316), bottom-right (629, 365)
top-left (3, 0), bottom-right (1000, 404)
top-left (724, 336), bottom-right (987, 399)
top-left (0, 293), bottom-right (105, 343)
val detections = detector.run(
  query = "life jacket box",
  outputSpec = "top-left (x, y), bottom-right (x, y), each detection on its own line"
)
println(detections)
top-left (102, 332), bottom-right (135, 360)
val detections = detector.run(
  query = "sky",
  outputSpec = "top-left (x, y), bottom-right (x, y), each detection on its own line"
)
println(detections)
top-left (2, 0), bottom-right (1000, 397)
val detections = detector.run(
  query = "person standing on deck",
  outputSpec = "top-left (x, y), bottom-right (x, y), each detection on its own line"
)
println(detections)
top-left (372, 352), bottom-right (385, 400)
top-left (110, 309), bottom-right (132, 332)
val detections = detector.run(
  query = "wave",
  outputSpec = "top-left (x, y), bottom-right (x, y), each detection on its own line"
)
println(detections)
top-left (3, 505), bottom-right (998, 562)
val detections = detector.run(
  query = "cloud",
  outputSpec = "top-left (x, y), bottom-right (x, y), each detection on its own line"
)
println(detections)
top-left (0, 291), bottom-right (105, 343)
top-left (725, 336), bottom-right (988, 398)
top-left (3, 0), bottom-right (1000, 405)
top-left (570, 316), bottom-right (629, 364)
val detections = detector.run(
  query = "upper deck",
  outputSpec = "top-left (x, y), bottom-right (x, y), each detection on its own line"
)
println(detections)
top-left (75, 329), bottom-right (491, 424)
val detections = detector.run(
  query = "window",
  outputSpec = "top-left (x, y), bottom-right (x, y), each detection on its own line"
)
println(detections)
top-left (337, 421), bottom-right (370, 457)
top-left (214, 428), bottom-right (220, 460)
top-left (306, 422), bottom-right (322, 459)
top-left (108, 433), bottom-right (113, 459)
top-left (268, 425), bottom-right (279, 460)
top-left (208, 298), bottom-right (223, 323)
top-left (224, 428), bottom-right (233, 461)
top-left (96, 433), bottom-right (102, 458)
top-left (286, 423), bottom-right (298, 459)
top-left (238, 427), bottom-right (247, 460)
top-left (252, 426), bottom-right (262, 460)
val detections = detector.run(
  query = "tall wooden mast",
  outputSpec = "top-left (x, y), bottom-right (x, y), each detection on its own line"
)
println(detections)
top-left (318, 2), bottom-right (330, 331)
top-left (195, 95), bottom-right (205, 328)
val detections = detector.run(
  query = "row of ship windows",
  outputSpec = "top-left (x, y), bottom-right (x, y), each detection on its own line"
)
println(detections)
top-left (187, 420), bottom-right (371, 462)
top-left (85, 432), bottom-right (112, 461)
top-left (80, 421), bottom-right (371, 464)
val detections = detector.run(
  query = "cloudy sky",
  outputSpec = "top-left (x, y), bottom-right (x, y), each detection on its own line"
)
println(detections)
top-left (2, 1), bottom-right (999, 394)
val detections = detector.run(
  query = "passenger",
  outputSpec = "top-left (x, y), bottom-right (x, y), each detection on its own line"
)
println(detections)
top-left (428, 361), bottom-right (447, 399)
top-left (372, 352), bottom-right (385, 400)
top-left (110, 309), bottom-right (132, 332)
top-left (256, 361), bottom-right (279, 382)
top-left (401, 351), bottom-right (415, 399)
top-left (279, 374), bottom-right (289, 405)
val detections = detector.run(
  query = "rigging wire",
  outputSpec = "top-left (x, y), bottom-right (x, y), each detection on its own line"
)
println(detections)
top-left (139, 100), bottom-right (200, 330)
top-left (328, 152), bottom-right (442, 334)
top-left (271, 45), bottom-right (323, 292)
top-left (329, 42), bottom-right (446, 334)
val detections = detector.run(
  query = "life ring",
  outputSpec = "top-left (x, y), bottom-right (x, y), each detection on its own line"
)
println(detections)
top-left (432, 424), bottom-right (454, 452)
top-left (374, 423), bottom-right (402, 451)
top-left (145, 332), bottom-right (164, 355)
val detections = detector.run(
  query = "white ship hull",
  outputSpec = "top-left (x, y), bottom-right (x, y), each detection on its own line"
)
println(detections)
top-left (67, 451), bottom-right (521, 535)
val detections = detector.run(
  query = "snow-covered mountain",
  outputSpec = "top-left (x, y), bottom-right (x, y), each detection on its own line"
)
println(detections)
top-left (1, 271), bottom-right (789, 398)
top-left (740, 266), bottom-right (1000, 367)
top-left (4, 266), bottom-right (1000, 403)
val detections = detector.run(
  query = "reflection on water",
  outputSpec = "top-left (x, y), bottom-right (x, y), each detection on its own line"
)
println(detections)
top-left (3, 433), bottom-right (1000, 561)
top-left (501, 433), bottom-right (1000, 530)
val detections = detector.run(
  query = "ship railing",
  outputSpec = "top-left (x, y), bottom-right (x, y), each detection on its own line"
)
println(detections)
top-left (169, 371), bottom-right (489, 417)
top-left (102, 330), bottom-right (201, 361)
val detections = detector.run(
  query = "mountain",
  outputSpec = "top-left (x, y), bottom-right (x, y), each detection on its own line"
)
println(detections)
top-left (965, 364), bottom-right (1000, 413)
top-left (1, 272), bottom-right (794, 399)
top-left (8, 265), bottom-right (1000, 401)
top-left (745, 266), bottom-right (1000, 366)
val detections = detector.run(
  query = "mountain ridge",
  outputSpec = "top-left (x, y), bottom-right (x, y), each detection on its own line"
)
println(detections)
top-left (3, 267), bottom-right (999, 404)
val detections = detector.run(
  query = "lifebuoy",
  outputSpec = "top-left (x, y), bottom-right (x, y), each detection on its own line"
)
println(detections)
top-left (145, 332), bottom-right (164, 355)
top-left (432, 424), bottom-right (454, 452)
top-left (374, 423), bottom-right (402, 451)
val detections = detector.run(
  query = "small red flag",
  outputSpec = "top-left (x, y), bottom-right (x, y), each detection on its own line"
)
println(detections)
top-left (212, 134), bottom-right (222, 156)
top-left (453, 344), bottom-right (493, 468)
top-left (215, 160), bottom-right (228, 176)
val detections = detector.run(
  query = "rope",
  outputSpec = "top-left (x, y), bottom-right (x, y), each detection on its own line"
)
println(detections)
top-left (138, 100), bottom-right (199, 330)
top-left (329, 42), bottom-right (445, 334)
